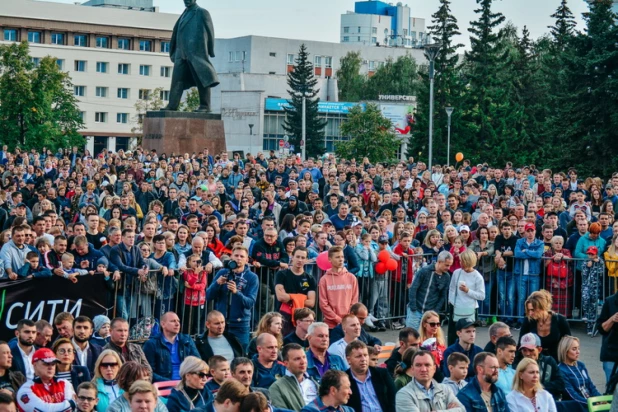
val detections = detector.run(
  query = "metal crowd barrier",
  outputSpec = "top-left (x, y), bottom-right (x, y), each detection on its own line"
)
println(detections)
top-left (108, 252), bottom-right (618, 340)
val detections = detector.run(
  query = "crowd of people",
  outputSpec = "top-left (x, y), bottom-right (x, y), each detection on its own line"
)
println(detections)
top-left (1, 145), bottom-right (618, 410)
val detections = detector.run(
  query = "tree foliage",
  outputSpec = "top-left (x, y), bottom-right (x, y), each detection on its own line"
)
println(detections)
top-left (336, 104), bottom-right (401, 163)
top-left (132, 87), bottom-right (165, 145)
top-left (283, 44), bottom-right (327, 158)
top-left (0, 41), bottom-right (84, 150)
top-left (179, 87), bottom-right (200, 112)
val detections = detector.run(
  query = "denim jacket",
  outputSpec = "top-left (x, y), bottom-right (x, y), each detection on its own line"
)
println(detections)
top-left (305, 350), bottom-right (347, 382)
top-left (457, 377), bottom-right (510, 412)
top-left (513, 237), bottom-right (544, 276)
top-left (142, 333), bottom-right (200, 382)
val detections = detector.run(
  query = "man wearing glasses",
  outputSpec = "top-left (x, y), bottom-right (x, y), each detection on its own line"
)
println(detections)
top-left (75, 382), bottom-right (99, 412)
top-left (457, 352), bottom-right (508, 412)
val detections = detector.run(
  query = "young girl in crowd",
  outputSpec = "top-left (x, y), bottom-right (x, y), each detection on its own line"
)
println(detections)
top-left (449, 236), bottom-right (466, 271)
top-left (182, 254), bottom-right (207, 335)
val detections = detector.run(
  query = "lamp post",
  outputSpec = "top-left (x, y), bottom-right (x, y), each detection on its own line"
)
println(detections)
top-left (445, 107), bottom-right (453, 166)
top-left (294, 91), bottom-right (311, 161)
top-left (248, 124), bottom-right (254, 156)
top-left (424, 42), bottom-right (441, 170)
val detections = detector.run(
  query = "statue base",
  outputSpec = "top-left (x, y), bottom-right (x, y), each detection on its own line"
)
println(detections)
top-left (142, 111), bottom-right (227, 155)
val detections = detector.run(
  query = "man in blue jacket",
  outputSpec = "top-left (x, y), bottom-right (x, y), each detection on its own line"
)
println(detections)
top-left (206, 246), bottom-right (258, 352)
top-left (442, 319), bottom-right (484, 379)
top-left (143, 311), bottom-right (200, 382)
top-left (457, 352), bottom-right (509, 412)
top-left (513, 223), bottom-right (545, 319)
top-left (305, 322), bottom-right (346, 383)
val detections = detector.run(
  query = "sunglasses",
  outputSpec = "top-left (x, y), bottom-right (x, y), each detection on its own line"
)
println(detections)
top-left (78, 396), bottom-right (97, 402)
top-left (425, 322), bottom-right (440, 327)
top-left (101, 362), bottom-right (119, 368)
top-left (192, 372), bottom-right (209, 379)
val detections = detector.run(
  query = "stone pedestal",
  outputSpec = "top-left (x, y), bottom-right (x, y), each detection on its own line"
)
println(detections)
top-left (142, 111), bottom-right (227, 155)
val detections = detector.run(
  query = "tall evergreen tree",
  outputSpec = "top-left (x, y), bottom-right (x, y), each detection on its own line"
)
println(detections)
top-left (459, 0), bottom-right (506, 163)
top-left (282, 44), bottom-right (327, 158)
top-left (409, 0), bottom-right (464, 165)
top-left (548, 0), bottom-right (577, 52)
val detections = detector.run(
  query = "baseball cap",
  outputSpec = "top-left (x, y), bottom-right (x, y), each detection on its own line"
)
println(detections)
top-left (586, 246), bottom-right (599, 255)
top-left (321, 218), bottom-right (332, 225)
top-left (311, 189), bottom-right (319, 194)
top-left (456, 318), bottom-right (477, 331)
top-left (32, 348), bottom-right (59, 364)
top-left (203, 201), bottom-right (213, 207)
top-left (351, 221), bottom-right (363, 228)
top-left (199, 185), bottom-right (208, 191)
top-left (378, 235), bottom-right (389, 244)
top-left (519, 333), bottom-right (541, 350)
top-left (15, 203), bottom-right (26, 208)
top-left (288, 195), bottom-right (297, 202)
top-left (458, 225), bottom-right (470, 233)
top-left (222, 219), bottom-right (234, 226)
top-left (524, 223), bottom-right (536, 231)
top-left (26, 179), bottom-right (35, 185)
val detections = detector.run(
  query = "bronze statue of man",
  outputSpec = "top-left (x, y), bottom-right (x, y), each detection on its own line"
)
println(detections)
top-left (163, 0), bottom-right (219, 112)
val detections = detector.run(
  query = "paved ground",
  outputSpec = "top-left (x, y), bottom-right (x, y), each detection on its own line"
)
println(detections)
top-left (371, 321), bottom-right (607, 392)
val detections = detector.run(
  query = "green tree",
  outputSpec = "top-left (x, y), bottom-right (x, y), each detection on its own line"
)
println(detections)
top-left (363, 55), bottom-right (421, 99)
top-left (0, 42), bottom-right (84, 150)
top-left (409, 0), bottom-right (464, 164)
top-left (132, 87), bottom-right (165, 145)
top-left (282, 44), bottom-right (327, 158)
top-left (549, 0), bottom-right (577, 52)
top-left (336, 104), bottom-right (401, 163)
top-left (179, 87), bottom-right (200, 112)
top-left (336, 51), bottom-right (366, 102)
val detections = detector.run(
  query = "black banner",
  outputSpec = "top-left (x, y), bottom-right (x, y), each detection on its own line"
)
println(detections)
top-left (0, 276), bottom-right (110, 341)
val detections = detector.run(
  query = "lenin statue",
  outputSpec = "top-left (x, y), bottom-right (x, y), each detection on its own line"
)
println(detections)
top-left (163, 0), bottom-right (220, 112)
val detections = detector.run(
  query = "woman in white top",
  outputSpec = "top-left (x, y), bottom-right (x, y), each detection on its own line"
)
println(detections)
top-left (507, 358), bottom-right (557, 412)
top-left (447, 249), bottom-right (485, 346)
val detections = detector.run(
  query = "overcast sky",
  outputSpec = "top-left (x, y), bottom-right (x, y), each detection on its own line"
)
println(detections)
top-left (51, 0), bottom-right (591, 49)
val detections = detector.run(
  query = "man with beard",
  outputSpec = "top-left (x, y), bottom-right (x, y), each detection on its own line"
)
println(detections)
top-left (0, 341), bottom-right (26, 394)
top-left (457, 352), bottom-right (509, 412)
top-left (9, 320), bottom-right (37, 380)
top-left (71, 316), bottom-right (102, 376)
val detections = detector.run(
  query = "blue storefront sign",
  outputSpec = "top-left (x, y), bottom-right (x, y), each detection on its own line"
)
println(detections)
top-left (264, 98), bottom-right (364, 114)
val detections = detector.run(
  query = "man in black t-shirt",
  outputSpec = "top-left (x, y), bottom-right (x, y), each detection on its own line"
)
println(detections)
top-left (494, 221), bottom-right (518, 326)
top-left (274, 247), bottom-right (317, 336)
top-left (283, 308), bottom-right (315, 348)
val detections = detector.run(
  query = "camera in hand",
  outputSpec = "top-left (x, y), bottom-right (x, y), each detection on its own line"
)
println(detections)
top-left (224, 259), bottom-right (238, 271)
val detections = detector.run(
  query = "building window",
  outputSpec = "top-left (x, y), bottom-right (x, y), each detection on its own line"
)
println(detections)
top-left (314, 56), bottom-right (322, 66)
top-left (228, 52), bottom-right (233, 62)
top-left (138, 89), bottom-right (151, 100)
top-left (358, 26), bottom-right (361, 33)
top-left (343, 27), bottom-right (349, 34)
top-left (51, 33), bottom-right (65, 45)
top-left (139, 65), bottom-right (151, 76)
top-left (160, 66), bottom-right (171, 77)
top-left (74, 34), bottom-right (87, 47)
top-left (118, 63), bottom-right (130, 75)
top-left (74, 86), bottom-right (85, 97)
top-left (139, 40), bottom-right (152, 51)
top-left (96, 62), bottom-right (108, 73)
top-left (31, 57), bottom-right (40, 67)
top-left (95, 87), bottom-right (108, 98)
top-left (411, 31), bottom-right (417, 40)
top-left (95, 36), bottom-right (109, 48)
top-left (56, 59), bottom-right (64, 70)
top-left (343, 36), bottom-right (349, 42)
top-left (161, 41), bottom-right (170, 53)
top-left (116, 113), bottom-right (128, 124)
top-left (118, 38), bottom-right (131, 50)
top-left (235, 51), bottom-right (245, 62)
top-left (74, 60), bottom-right (86, 72)
top-left (369, 61), bottom-right (375, 70)
top-left (95, 112), bottom-right (107, 123)
top-left (269, 52), bottom-right (276, 57)
top-left (4, 29), bottom-right (17, 42)
top-left (160, 90), bottom-right (170, 101)
top-left (325, 56), bottom-right (332, 68)
top-left (287, 54), bottom-right (295, 65)
top-left (372, 37), bottom-right (377, 43)
top-left (79, 112), bottom-right (85, 121)
top-left (357, 36), bottom-right (361, 42)
top-left (117, 88), bottom-right (129, 99)
top-left (28, 31), bottom-right (41, 43)
top-left (372, 27), bottom-right (377, 34)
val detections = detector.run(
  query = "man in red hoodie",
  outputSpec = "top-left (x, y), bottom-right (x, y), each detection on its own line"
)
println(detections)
top-left (318, 246), bottom-right (359, 329)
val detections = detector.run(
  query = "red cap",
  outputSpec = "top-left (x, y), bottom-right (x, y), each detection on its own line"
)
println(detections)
top-left (32, 348), bottom-right (58, 364)
top-left (524, 223), bottom-right (536, 231)
top-left (586, 246), bottom-right (598, 255)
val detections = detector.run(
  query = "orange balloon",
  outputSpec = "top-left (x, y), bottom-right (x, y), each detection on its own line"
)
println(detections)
top-left (455, 152), bottom-right (464, 162)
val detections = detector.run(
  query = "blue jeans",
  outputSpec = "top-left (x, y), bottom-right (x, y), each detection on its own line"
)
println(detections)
top-left (406, 309), bottom-right (422, 330)
top-left (603, 361), bottom-right (616, 384)
top-left (516, 274), bottom-right (541, 318)
top-left (497, 270), bottom-right (514, 319)
top-left (480, 273), bottom-right (493, 317)
top-left (228, 323), bottom-right (250, 352)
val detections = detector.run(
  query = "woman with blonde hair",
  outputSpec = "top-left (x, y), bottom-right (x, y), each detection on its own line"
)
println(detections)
top-left (419, 310), bottom-right (446, 375)
top-left (518, 290), bottom-right (571, 361)
top-left (166, 356), bottom-right (212, 411)
top-left (92, 349), bottom-right (123, 412)
top-left (246, 312), bottom-right (284, 358)
top-left (507, 358), bottom-right (557, 412)
top-left (557, 335), bottom-right (600, 406)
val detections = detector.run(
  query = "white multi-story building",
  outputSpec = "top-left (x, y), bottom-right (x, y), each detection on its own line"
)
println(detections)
top-left (341, 0), bottom-right (428, 48)
top-left (0, 0), bottom-right (427, 156)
